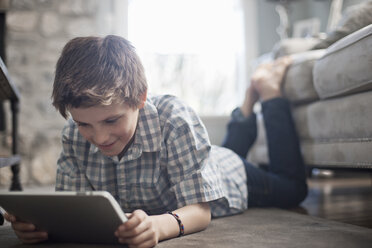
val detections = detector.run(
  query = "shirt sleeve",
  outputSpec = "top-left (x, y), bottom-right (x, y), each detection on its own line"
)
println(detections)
top-left (161, 98), bottom-right (225, 208)
top-left (222, 107), bottom-right (257, 158)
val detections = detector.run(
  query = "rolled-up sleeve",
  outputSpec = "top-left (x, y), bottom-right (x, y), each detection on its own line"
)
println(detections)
top-left (162, 105), bottom-right (225, 208)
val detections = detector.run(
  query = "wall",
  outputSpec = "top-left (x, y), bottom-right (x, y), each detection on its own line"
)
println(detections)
top-left (0, 0), bottom-right (127, 187)
top-left (256, 0), bottom-right (368, 55)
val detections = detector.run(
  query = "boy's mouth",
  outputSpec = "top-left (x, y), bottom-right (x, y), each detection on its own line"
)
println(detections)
top-left (97, 141), bottom-right (116, 150)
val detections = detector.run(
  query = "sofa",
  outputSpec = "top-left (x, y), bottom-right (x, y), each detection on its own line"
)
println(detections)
top-left (202, 22), bottom-right (372, 172)
top-left (247, 1), bottom-right (372, 171)
top-left (248, 23), bottom-right (372, 171)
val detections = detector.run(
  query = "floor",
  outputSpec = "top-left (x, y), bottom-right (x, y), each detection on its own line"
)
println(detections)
top-left (296, 170), bottom-right (372, 229)
top-left (1, 170), bottom-right (372, 229)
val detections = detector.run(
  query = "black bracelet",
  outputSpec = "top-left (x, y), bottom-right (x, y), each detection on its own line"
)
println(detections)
top-left (167, 211), bottom-right (184, 237)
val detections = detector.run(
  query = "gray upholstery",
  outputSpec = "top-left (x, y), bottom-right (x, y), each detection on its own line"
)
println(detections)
top-left (248, 23), bottom-right (372, 170)
top-left (249, 90), bottom-right (372, 169)
top-left (283, 49), bottom-right (325, 104)
top-left (314, 24), bottom-right (372, 99)
top-left (293, 91), bottom-right (372, 141)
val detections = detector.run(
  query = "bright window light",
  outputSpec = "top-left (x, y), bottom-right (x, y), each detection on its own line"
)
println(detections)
top-left (129, 0), bottom-right (245, 115)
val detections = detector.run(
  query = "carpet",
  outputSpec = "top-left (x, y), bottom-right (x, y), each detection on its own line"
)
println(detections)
top-left (1, 208), bottom-right (371, 248)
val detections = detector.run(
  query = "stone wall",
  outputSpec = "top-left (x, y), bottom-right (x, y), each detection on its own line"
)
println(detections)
top-left (0, 0), bottom-right (124, 187)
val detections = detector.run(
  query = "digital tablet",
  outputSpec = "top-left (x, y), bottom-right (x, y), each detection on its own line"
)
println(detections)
top-left (0, 191), bottom-right (128, 244)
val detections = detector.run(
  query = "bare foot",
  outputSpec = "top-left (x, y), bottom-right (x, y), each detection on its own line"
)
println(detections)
top-left (240, 84), bottom-right (259, 117)
top-left (251, 56), bottom-right (292, 101)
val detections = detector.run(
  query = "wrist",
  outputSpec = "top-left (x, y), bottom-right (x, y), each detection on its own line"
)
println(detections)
top-left (167, 212), bottom-right (184, 237)
top-left (149, 215), bottom-right (163, 242)
top-left (241, 86), bottom-right (258, 117)
top-left (151, 213), bottom-right (180, 241)
top-left (260, 91), bottom-right (282, 102)
top-left (240, 105), bottom-right (253, 118)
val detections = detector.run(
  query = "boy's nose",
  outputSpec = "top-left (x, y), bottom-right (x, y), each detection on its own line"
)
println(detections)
top-left (92, 129), bottom-right (110, 145)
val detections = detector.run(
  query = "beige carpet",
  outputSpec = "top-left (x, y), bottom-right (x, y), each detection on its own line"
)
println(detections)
top-left (1, 208), bottom-right (372, 248)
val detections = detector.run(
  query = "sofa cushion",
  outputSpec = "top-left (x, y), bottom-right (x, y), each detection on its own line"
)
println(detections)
top-left (313, 24), bottom-right (372, 99)
top-left (293, 90), bottom-right (372, 141)
top-left (283, 49), bottom-right (325, 104)
top-left (248, 90), bottom-right (372, 169)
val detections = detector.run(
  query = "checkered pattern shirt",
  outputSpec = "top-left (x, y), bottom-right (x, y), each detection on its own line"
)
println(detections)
top-left (56, 95), bottom-right (247, 217)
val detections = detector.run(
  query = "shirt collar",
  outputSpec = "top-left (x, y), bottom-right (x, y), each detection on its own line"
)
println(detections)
top-left (134, 98), bottom-right (163, 152)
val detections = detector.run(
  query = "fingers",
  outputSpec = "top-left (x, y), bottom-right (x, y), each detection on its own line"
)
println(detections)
top-left (275, 55), bottom-right (292, 67)
top-left (14, 229), bottom-right (48, 244)
top-left (115, 210), bottom-right (159, 248)
top-left (5, 213), bottom-right (48, 244)
top-left (252, 56), bottom-right (292, 82)
top-left (4, 212), bottom-right (16, 222)
top-left (122, 210), bottom-right (145, 231)
top-left (12, 222), bottom-right (48, 244)
top-left (12, 221), bottom-right (38, 232)
top-left (119, 228), bottom-right (156, 248)
top-left (116, 210), bottom-right (147, 239)
top-left (250, 56), bottom-right (293, 101)
top-left (251, 62), bottom-right (273, 82)
top-left (272, 56), bottom-right (292, 78)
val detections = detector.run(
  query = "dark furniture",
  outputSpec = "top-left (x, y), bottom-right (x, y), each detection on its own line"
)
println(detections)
top-left (0, 0), bottom-right (21, 191)
top-left (0, 55), bottom-right (22, 191)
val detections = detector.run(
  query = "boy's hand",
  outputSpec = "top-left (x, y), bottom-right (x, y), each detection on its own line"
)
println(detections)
top-left (4, 212), bottom-right (48, 244)
top-left (115, 209), bottom-right (160, 248)
top-left (251, 56), bottom-right (292, 101)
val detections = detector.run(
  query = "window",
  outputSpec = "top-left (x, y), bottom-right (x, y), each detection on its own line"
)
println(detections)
top-left (129, 0), bottom-right (245, 115)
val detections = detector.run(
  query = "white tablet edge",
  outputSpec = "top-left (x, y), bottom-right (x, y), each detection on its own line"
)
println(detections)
top-left (0, 191), bottom-right (128, 223)
top-left (91, 191), bottom-right (128, 223)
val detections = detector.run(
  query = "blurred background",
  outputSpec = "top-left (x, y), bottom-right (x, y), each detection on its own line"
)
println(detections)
top-left (0, 0), bottom-right (368, 188)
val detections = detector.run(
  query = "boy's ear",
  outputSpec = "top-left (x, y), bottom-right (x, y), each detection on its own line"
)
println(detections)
top-left (138, 90), bottom-right (147, 109)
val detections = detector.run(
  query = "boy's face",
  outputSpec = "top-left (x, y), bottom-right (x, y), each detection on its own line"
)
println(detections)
top-left (69, 101), bottom-right (142, 157)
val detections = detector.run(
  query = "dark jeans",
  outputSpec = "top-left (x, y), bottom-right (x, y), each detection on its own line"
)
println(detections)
top-left (222, 98), bottom-right (308, 208)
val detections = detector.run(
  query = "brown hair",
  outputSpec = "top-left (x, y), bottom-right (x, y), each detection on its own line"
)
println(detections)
top-left (52, 35), bottom-right (147, 119)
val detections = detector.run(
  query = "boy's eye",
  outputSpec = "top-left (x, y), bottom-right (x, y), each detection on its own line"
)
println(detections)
top-left (105, 118), bottom-right (119, 124)
top-left (77, 122), bottom-right (88, 127)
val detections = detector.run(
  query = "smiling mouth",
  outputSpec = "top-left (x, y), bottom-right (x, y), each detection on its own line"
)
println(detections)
top-left (97, 141), bottom-right (116, 150)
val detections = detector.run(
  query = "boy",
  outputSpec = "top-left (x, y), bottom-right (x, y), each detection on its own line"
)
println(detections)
top-left (5, 35), bottom-right (307, 247)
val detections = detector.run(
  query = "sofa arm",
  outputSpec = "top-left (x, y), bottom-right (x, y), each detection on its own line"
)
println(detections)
top-left (313, 24), bottom-right (372, 100)
top-left (282, 49), bottom-right (325, 104)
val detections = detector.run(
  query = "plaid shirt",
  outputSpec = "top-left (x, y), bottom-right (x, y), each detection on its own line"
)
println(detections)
top-left (56, 95), bottom-right (247, 217)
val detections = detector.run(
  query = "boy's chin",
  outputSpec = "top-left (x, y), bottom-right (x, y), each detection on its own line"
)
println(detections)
top-left (99, 148), bottom-right (121, 157)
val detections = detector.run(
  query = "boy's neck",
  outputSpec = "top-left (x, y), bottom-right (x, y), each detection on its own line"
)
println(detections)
top-left (117, 135), bottom-right (135, 160)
